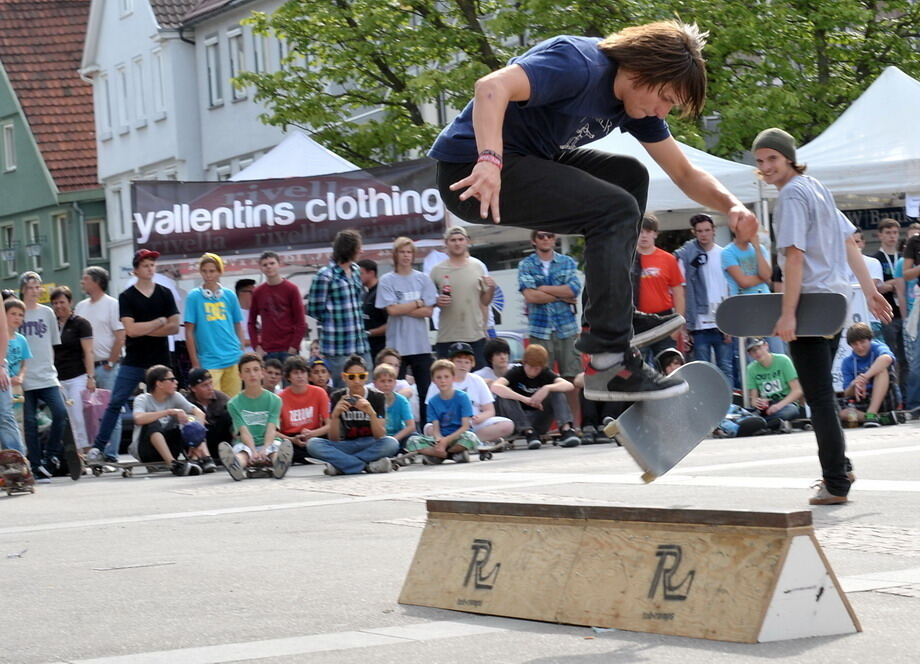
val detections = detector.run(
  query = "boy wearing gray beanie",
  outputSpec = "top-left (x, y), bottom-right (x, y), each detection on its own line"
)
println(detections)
top-left (753, 128), bottom-right (891, 505)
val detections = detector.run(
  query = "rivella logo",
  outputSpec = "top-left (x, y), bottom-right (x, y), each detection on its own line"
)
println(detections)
top-left (648, 544), bottom-right (695, 601)
top-left (463, 539), bottom-right (501, 590)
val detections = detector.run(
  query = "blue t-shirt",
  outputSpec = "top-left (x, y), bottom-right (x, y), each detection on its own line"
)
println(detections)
top-left (427, 389), bottom-right (474, 437)
top-left (184, 287), bottom-right (244, 370)
top-left (385, 392), bottom-right (413, 436)
top-left (429, 36), bottom-right (670, 162)
top-left (721, 242), bottom-right (771, 295)
top-left (6, 332), bottom-right (32, 377)
top-left (841, 339), bottom-right (894, 391)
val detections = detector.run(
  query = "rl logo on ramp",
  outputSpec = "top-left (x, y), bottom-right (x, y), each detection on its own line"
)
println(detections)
top-left (648, 544), bottom-right (695, 601)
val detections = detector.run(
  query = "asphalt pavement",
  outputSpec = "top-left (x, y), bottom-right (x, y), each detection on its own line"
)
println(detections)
top-left (3, 422), bottom-right (919, 664)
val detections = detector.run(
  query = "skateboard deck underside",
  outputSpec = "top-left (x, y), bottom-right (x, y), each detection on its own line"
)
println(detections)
top-left (607, 362), bottom-right (730, 480)
top-left (716, 292), bottom-right (847, 337)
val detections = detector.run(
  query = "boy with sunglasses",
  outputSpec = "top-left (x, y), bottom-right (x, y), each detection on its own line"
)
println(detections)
top-left (305, 355), bottom-right (398, 475)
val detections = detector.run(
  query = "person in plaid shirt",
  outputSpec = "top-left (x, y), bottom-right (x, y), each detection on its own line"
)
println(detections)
top-left (308, 230), bottom-right (371, 388)
top-left (518, 230), bottom-right (582, 380)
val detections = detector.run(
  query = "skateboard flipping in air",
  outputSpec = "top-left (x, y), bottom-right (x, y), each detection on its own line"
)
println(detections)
top-left (603, 361), bottom-right (731, 482)
top-left (716, 292), bottom-right (848, 338)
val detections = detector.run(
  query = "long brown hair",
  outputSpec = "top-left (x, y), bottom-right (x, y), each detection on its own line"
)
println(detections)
top-left (598, 20), bottom-right (708, 117)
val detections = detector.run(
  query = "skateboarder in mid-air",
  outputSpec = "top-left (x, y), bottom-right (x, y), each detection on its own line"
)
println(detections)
top-left (752, 128), bottom-right (891, 505)
top-left (430, 20), bottom-right (759, 402)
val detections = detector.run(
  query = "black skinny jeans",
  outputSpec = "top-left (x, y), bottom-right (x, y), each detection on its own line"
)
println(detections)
top-left (399, 352), bottom-right (433, 429)
top-left (788, 335), bottom-right (852, 497)
top-left (438, 149), bottom-right (649, 354)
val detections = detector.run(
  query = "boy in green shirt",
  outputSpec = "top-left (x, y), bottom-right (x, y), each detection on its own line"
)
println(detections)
top-left (219, 353), bottom-right (293, 481)
top-left (745, 338), bottom-right (803, 431)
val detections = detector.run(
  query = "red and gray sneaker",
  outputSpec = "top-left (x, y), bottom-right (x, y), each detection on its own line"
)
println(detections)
top-left (583, 347), bottom-right (688, 402)
top-left (632, 311), bottom-right (684, 348)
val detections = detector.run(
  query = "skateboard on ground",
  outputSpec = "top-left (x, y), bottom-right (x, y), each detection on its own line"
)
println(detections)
top-left (87, 459), bottom-right (170, 478)
top-left (0, 449), bottom-right (35, 495)
top-left (391, 447), bottom-right (476, 469)
top-left (602, 361), bottom-right (731, 482)
top-left (715, 292), bottom-right (848, 337)
top-left (476, 438), bottom-right (510, 460)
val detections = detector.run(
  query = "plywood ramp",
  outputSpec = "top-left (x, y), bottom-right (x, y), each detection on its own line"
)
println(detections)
top-left (399, 501), bottom-right (860, 643)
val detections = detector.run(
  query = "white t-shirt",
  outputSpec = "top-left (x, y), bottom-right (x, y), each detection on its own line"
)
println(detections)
top-left (425, 371), bottom-right (493, 411)
top-left (848, 255), bottom-right (884, 324)
top-left (699, 245), bottom-right (728, 329)
top-left (75, 294), bottom-right (124, 362)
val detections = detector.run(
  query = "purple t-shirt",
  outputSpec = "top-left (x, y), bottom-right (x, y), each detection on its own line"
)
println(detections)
top-left (429, 36), bottom-right (670, 162)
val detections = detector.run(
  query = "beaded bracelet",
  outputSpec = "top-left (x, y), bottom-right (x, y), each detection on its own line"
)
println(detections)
top-left (477, 149), bottom-right (503, 169)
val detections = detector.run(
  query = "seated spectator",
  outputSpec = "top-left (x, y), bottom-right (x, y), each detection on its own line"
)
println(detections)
top-left (184, 368), bottom-right (233, 463)
top-left (655, 347), bottom-right (685, 376)
top-left (278, 356), bottom-right (330, 464)
top-left (745, 338), bottom-right (803, 430)
top-left (491, 344), bottom-right (580, 449)
top-left (375, 347), bottom-right (415, 399)
top-left (306, 355), bottom-right (398, 475)
top-left (573, 370), bottom-right (615, 445)
top-left (373, 363), bottom-right (415, 450)
top-left (130, 364), bottom-right (215, 475)
top-left (474, 338), bottom-right (512, 385)
top-left (308, 358), bottom-right (333, 396)
top-left (406, 359), bottom-right (479, 463)
top-left (262, 357), bottom-right (284, 394)
top-left (218, 354), bottom-right (294, 481)
top-left (840, 323), bottom-right (897, 427)
top-left (424, 342), bottom-right (514, 445)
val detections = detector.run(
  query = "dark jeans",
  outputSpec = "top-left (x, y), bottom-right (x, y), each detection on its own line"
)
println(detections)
top-left (439, 149), bottom-right (649, 354)
top-left (880, 318), bottom-right (906, 391)
top-left (579, 391), bottom-right (627, 428)
top-left (435, 338), bottom-right (486, 370)
top-left (691, 328), bottom-right (734, 388)
top-left (24, 386), bottom-right (69, 470)
top-left (94, 364), bottom-right (147, 451)
top-left (400, 352), bottom-right (433, 428)
top-left (495, 392), bottom-right (573, 435)
top-left (788, 335), bottom-right (851, 497)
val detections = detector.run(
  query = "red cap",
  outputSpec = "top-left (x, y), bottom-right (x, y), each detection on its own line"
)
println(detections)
top-left (133, 249), bottom-right (160, 267)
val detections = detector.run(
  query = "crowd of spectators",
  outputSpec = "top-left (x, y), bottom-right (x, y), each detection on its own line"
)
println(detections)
top-left (2, 217), bottom-right (917, 483)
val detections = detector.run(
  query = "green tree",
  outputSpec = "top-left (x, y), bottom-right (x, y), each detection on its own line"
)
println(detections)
top-left (239, 0), bottom-right (920, 165)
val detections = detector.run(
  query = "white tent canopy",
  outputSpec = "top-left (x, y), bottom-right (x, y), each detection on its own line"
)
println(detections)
top-left (798, 66), bottom-right (920, 197)
top-left (230, 129), bottom-right (359, 181)
top-left (584, 130), bottom-right (762, 211)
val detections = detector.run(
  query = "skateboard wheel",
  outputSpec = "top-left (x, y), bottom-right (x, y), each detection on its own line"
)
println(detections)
top-left (479, 452), bottom-right (492, 461)
top-left (92, 466), bottom-right (103, 477)
top-left (641, 471), bottom-right (657, 484)
top-left (603, 420), bottom-right (620, 437)
top-left (390, 461), bottom-right (400, 471)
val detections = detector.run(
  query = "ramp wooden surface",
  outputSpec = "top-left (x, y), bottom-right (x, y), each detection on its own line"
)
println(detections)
top-left (399, 501), bottom-right (860, 643)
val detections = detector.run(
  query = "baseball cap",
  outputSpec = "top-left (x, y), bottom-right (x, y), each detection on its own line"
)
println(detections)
top-left (181, 420), bottom-right (207, 446)
top-left (133, 248), bottom-right (160, 267)
top-left (746, 337), bottom-right (768, 352)
top-left (447, 342), bottom-right (475, 358)
top-left (187, 368), bottom-right (212, 388)
top-left (443, 225), bottom-right (470, 240)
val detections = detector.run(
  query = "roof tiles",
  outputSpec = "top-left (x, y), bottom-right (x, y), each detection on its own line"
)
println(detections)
top-left (0, 0), bottom-right (97, 192)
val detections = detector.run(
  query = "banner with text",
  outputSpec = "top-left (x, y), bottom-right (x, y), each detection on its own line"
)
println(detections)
top-left (131, 158), bottom-right (444, 258)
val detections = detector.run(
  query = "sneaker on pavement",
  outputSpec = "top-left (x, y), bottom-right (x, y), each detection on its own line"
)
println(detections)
top-left (170, 460), bottom-right (191, 476)
top-left (272, 440), bottom-right (294, 479)
top-left (809, 481), bottom-right (848, 505)
top-left (558, 427), bottom-right (581, 448)
top-left (632, 311), bottom-right (684, 348)
top-left (862, 413), bottom-right (881, 428)
top-left (365, 456), bottom-right (392, 473)
top-left (323, 463), bottom-right (343, 476)
top-left (580, 425), bottom-right (597, 445)
top-left (218, 442), bottom-right (245, 481)
top-left (200, 456), bottom-right (217, 473)
top-left (584, 347), bottom-right (688, 402)
top-left (186, 461), bottom-right (203, 476)
top-left (451, 449), bottom-right (470, 463)
top-left (525, 431), bottom-right (542, 450)
top-left (35, 464), bottom-right (53, 480)
top-left (85, 448), bottom-right (104, 464)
